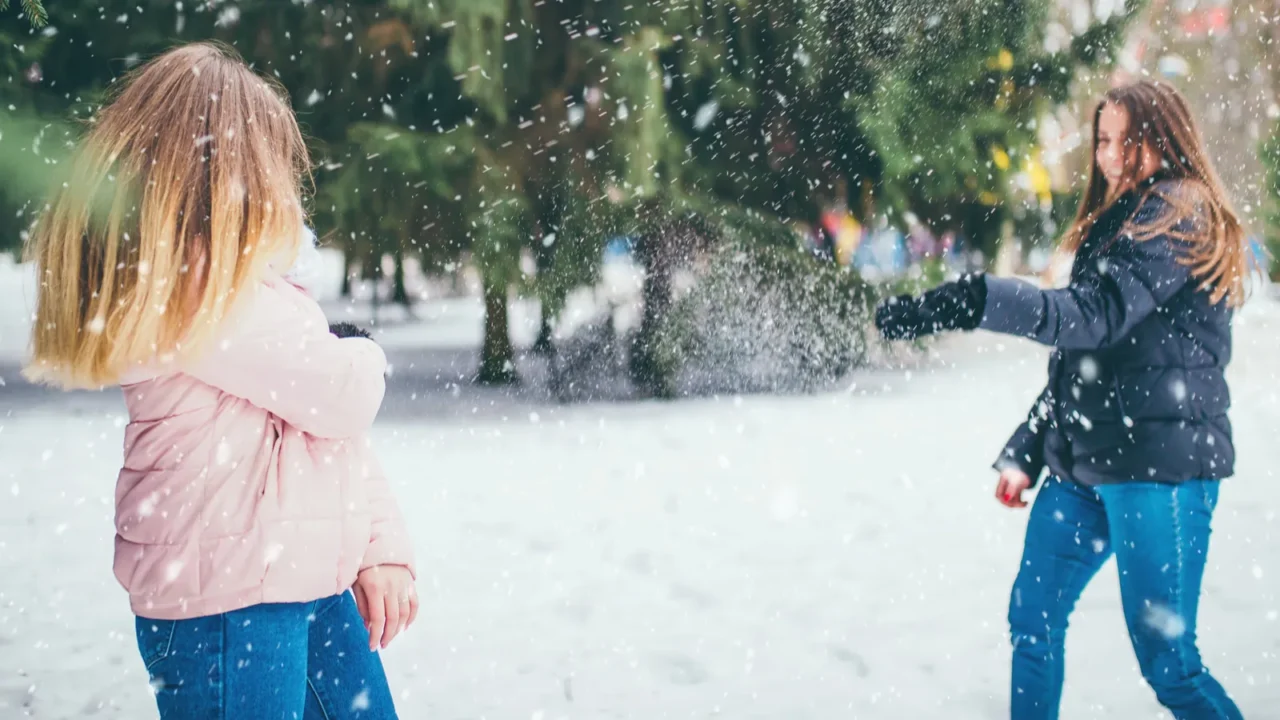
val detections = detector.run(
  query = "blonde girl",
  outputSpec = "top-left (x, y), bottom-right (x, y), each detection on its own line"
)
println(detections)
top-left (24, 42), bottom-right (417, 719)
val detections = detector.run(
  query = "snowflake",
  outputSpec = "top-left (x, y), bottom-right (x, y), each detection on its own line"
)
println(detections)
top-left (1077, 356), bottom-right (1099, 382)
top-left (693, 101), bottom-right (719, 131)
top-left (164, 561), bottom-right (185, 584)
top-left (1144, 604), bottom-right (1186, 640)
top-left (215, 439), bottom-right (232, 466)
top-left (137, 492), bottom-right (158, 518)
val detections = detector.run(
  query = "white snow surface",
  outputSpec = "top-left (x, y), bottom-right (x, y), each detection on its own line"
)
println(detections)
top-left (1, 259), bottom-right (1279, 718)
top-left (0, 255), bottom-right (34, 366)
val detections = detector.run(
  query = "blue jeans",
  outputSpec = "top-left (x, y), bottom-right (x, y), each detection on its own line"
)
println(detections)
top-left (135, 592), bottom-right (397, 719)
top-left (1008, 476), bottom-right (1242, 720)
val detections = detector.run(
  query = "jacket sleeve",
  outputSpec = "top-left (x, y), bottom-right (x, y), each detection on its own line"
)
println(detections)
top-left (359, 447), bottom-right (416, 576)
top-left (184, 279), bottom-right (388, 440)
top-left (978, 193), bottom-right (1194, 350)
top-left (993, 388), bottom-right (1052, 485)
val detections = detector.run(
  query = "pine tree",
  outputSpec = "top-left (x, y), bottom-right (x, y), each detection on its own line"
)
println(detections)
top-left (0, 0), bottom-right (46, 27)
top-left (0, 0), bottom-right (1151, 389)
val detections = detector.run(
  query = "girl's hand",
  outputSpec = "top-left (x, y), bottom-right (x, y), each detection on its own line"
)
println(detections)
top-left (353, 565), bottom-right (419, 651)
top-left (873, 273), bottom-right (987, 341)
top-left (995, 468), bottom-right (1033, 509)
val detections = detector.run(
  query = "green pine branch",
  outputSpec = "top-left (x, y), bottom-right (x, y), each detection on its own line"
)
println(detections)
top-left (0, 0), bottom-right (48, 27)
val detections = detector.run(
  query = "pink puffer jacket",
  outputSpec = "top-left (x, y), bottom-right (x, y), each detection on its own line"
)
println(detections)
top-left (113, 272), bottom-right (414, 620)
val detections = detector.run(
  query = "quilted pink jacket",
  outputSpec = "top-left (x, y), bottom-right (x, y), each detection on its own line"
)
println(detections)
top-left (113, 271), bottom-right (414, 620)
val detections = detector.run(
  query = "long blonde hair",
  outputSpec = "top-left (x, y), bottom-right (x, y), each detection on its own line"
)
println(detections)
top-left (23, 42), bottom-right (310, 389)
top-left (1060, 80), bottom-right (1246, 307)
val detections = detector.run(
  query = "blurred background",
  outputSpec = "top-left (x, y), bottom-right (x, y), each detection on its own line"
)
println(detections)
top-left (2, 0), bottom-right (1274, 400)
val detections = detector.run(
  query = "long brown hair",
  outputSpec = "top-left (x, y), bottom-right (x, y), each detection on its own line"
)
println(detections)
top-left (1061, 80), bottom-right (1247, 307)
top-left (23, 42), bottom-right (310, 389)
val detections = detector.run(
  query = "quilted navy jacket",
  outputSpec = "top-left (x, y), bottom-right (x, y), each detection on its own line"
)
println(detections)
top-left (984, 176), bottom-right (1234, 486)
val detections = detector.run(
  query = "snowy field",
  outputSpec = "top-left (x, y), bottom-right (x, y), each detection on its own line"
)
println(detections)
top-left (1, 258), bottom-right (1279, 719)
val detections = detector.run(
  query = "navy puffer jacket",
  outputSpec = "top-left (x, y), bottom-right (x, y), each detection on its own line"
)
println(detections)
top-left (986, 175), bottom-right (1234, 486)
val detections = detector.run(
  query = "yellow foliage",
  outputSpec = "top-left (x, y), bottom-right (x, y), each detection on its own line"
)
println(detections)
top-left (1025, 154), bottom-right (1052, 203)
top-left (985, 48), bottom-right (1014, 71)
top-left (991, 145), bottom-right (1011, 171)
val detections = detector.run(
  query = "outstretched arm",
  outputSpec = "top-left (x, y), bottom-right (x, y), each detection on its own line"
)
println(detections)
top-left (875, 190), bottom-right (1197, 349)
top-left (979, 195), bottom-right (1193, 350)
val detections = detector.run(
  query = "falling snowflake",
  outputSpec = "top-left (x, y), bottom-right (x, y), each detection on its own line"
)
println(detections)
top-left (264, 544), bottom-right (284, 565)
top-left (1144, 604), bottom-right (1186, 639)
top-left (215, 438), bottom-right (231, 466)
top-left (1078, 356), bottom-right (1098, 382)
top-left (137, 493), bottom-right (158, 518)
top-left (693, 101), bottom-right (719, 131)
top-left (215, 7), bottom-right (241, 28)
top-left (164, 561), bottom-right (185, 584)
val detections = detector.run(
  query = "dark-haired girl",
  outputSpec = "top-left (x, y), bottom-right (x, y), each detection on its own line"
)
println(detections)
top-left (875, 80), bottom-right (1247, 719)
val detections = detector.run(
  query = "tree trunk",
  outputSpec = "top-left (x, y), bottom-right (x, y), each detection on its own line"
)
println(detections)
top-left (364, 244), bottom-right (383, 327)
top-left (533, 311), bottom-right (554, 354)
top-left (477, 276), bottom-right (518, 385)
top-left (532, 237), bottom-right (555, 353)
top-left (340, 243), bottom-right (354, 299)
top-left (532, 200), bottom-right (559, 355)
top-left (629, 229), bottom-right (675, 398)
top-left (962, 202), bottom-right (1005, 271)
top-left (392, 243), bottom-right (410, 307)
top-left (363, 245), bottom-right (381, 282)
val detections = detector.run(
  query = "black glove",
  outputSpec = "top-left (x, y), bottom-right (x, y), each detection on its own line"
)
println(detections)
top-left (874, 273), bottom-right (987, 341)
top-left (329, 322), bottom-right (372, 340)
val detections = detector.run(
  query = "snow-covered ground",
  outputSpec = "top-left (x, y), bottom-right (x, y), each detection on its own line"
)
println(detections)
top-left (1, 257), bottom-right (1279, 718)
top-left (0, 248), bottom-right (647, 367)
top-left (0, 255), bottom-right (34, 367)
